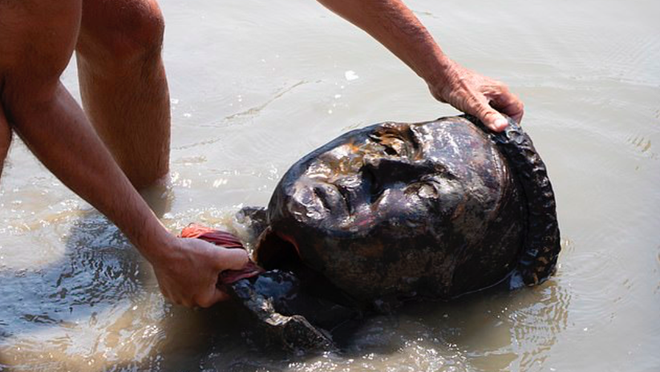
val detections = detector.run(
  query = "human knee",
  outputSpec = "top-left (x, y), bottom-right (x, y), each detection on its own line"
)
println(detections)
top-left (77, 0), bottom-right (165, 67)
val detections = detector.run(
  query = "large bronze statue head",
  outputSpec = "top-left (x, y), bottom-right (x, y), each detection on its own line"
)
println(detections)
top-left (255, 116), bottom-right (558, 301)
top-left (258, 117), bottom-right (525, 302)
top-left (208, 116), bottom-right (560, 350)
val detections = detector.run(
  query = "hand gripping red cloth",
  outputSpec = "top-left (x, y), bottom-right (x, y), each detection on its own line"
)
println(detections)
top-left (180, 224), bottom-right (264, 285)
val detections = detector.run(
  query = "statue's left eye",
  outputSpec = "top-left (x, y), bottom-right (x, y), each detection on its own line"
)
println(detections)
top-left (418, 183), bottom-right (438, 199)
top-left (381, 142), bottom-right (399, 156)
top-left (407, 175), bottom-right (445, 200)
top-left (370, 133), bottom-right (407, 157)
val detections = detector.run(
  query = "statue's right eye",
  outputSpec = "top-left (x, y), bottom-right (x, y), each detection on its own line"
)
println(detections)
top-left (369, 132), bottom-right (406, 157)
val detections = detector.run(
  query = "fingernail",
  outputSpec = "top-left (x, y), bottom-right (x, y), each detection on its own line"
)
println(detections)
top-left (494, 118), bottom-right (508, 130)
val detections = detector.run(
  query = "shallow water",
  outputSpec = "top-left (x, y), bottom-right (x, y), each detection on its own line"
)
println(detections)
top-left (1, 0), bottom-right (659, 371)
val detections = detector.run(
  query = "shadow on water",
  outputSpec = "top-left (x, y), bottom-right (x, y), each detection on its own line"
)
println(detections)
top-left (0, 189), bottom-right (571, 372)
top-left (0, 186), bottom-right (183, 371)
top-left (0, 189), bottom-right (303, 371)
top-left (191, 272), bottom-right (571, 371)
top-left (333, 279), bottom-right (570, 372)
top-left (0, 209), bottom-right (152, 370)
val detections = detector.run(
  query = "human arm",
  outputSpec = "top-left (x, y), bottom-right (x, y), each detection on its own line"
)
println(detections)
top-left (317, 0), bottom-right (523, 131)
top-left (0, 1), bottom-right (247, 307)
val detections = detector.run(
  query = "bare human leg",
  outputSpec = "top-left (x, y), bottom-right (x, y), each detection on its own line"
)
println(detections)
top-left (75, 0), bottom-right (171, 191)
top-left (0, 105), bottom-right (12, 178)
top-left (1, 0), bottom-right (247, 308)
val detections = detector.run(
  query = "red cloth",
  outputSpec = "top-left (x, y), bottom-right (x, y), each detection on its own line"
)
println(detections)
top-left (180, 224), bottom-right (264, 284)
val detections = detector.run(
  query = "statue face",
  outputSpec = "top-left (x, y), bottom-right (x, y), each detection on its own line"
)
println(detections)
top-left (262, 117), bottom-right (523, 301)
top-left (229, 116), bottom-right (558, 347)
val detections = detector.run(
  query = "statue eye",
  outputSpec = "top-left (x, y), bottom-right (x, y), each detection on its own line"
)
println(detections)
top-left (379, 137), bottom-right (406, 157)
top-left (409, 175), bottom-right (447, 199)
top-left (417, 183), bottom-right (439, 198)
top-left (368, 132), bottom-right (407, 157)
top-left (382, 143), bottom-right (398, 156)
top-left (361, 165), bottom-right (384, 203)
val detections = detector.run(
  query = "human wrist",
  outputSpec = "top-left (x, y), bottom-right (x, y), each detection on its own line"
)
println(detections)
top-left (419, 52), bottom-right (455, 92)
top-left (126, 212), bottom-right (179, 266)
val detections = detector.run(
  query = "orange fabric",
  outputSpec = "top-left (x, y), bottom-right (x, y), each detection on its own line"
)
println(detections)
top-left (180, 224), bottom-right (264, 284)
top-left (180, 224), bottom-right (244, 248)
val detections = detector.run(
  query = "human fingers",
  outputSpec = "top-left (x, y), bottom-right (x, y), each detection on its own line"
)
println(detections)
top-left (214, 246), bottom-right (249, 272)
top-left (440, 77), bottom-right (508, 132)
top-left (195, 288), bottom-right (232, 309)
top-left (163, 285), bottom-right (188, 307)
top-left (464, 95), bottom-right (509, 132)
top-left (487, 87), bottom-right (524, 124)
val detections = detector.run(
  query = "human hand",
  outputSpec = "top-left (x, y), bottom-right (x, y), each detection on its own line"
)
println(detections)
top-left (150, 237), bottom-right (249, 308)
top-left (427, 60), bottom-right (524, 132)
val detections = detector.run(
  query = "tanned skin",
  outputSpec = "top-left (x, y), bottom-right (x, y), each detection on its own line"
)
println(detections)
top-left (0, 0), bottom-right (524, 308)
top-left (0, 0), bottom-right (247, 308)
top-left (317, 0), bottom-right (524, 130)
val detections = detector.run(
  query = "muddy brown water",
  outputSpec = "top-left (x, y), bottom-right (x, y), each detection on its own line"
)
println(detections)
top-left (1, 0), bottom-right (659, 371)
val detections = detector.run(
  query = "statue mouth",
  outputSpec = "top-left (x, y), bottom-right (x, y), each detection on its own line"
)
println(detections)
top-left (253, 225), bottom-right (360, 306)
top-left (254, 226), bottom-right (303, 272)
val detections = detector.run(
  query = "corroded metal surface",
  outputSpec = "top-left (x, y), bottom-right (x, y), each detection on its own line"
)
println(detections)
top-left (258, 116), bottom-right (554, 306)
top-left (227, 271), bottom-right (336, 352)
top-left (219, 115), bottom-right (560, 351)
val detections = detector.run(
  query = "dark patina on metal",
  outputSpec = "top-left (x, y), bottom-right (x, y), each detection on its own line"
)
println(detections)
top-left (224, 115), bottom-right (561, 351)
